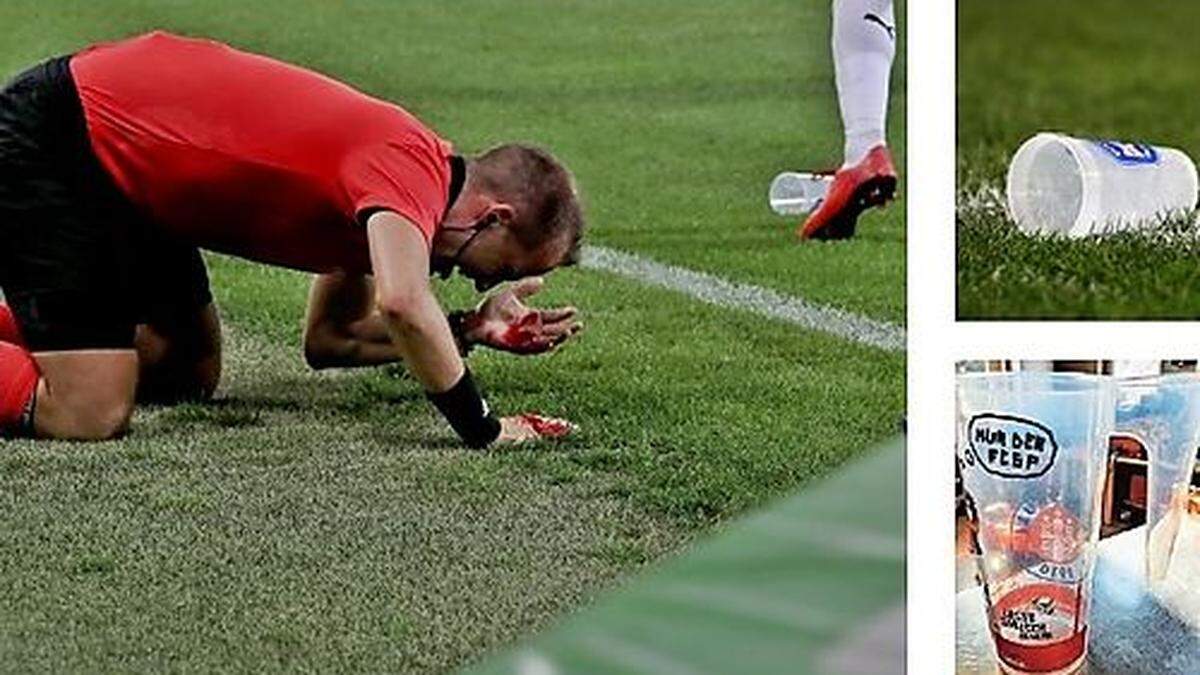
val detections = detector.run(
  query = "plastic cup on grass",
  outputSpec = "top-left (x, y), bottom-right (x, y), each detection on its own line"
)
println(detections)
top-left (1006, 133), bottom-right (1198, 237)
top-left (768, 172), bottom-right (832, 215)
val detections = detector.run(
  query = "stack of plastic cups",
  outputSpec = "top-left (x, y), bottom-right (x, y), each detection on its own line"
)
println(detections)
top-left (958, 372), bottom-right (1115, 675)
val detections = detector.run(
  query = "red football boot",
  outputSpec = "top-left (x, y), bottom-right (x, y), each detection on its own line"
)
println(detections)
top-left (798, 145), bottom-right (898, 241)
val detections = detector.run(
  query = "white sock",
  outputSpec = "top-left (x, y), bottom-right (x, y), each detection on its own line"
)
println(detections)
top-left (832, 0), bottom-right (896, 167)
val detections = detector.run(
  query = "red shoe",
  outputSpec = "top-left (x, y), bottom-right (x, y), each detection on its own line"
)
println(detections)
top-left (798, 145), bottom-right (898, 240)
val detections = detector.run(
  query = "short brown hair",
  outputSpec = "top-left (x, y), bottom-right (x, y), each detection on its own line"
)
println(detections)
top-left (470, 144), bottom-right (585, 265)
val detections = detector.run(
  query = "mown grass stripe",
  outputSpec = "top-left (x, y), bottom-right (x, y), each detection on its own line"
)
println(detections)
top-left (583, 245), bottom-right (906, 352)
top-left (472, 439), bottom-right (905, 675)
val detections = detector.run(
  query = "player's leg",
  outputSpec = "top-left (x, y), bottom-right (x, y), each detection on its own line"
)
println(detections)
top-left (798, 0), bottom-right (898, 240)
top-left (133, 235), bottom-right (222, 403)
top-left (833, 0), bottom-right (896, 168)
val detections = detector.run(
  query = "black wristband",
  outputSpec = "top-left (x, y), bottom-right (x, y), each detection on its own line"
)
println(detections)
top-left (426, 368), bottom-right (500, 449)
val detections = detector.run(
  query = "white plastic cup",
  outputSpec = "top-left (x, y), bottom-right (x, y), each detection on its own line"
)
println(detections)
top-left (1006, 133), bottom-right (1198, 237)
top-left (1114, 374), bottom-right (1200, 584)
top-left (768, 172), bottom-right (832, 215)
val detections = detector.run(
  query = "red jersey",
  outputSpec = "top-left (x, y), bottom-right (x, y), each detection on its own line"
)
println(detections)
top-left (70, 31), bottom-right (454, 273)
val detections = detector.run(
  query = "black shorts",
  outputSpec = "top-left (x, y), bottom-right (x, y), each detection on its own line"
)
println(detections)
top-left (0, 55), bottom-right (212, 352)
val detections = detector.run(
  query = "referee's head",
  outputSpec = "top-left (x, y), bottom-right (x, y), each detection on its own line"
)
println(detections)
top-left (438, 144), bottom-right (585, 291)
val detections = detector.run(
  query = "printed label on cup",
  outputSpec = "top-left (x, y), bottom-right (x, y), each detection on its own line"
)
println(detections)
top-left (967, 413), bottom-right (1059, 479)
top-left (975, 499), bottom-right (1092, 672)
top-left (991, 582), bottom-right (1088, 673)
top-left (1094, 140), bottom-right (1160, 166)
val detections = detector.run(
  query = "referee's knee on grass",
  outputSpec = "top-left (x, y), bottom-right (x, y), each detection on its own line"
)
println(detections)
top-left (0, 347), bottom-right (129, 441)
top-left (39, 387), bottom-right (135, 441)
top-left (69, 397), bottom-right (134, 441)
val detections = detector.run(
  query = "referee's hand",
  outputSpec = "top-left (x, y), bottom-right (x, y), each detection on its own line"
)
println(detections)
top-left (496, 413), bottom-right (577, 444)
top-left (466, 278), bottom-right (581, 355)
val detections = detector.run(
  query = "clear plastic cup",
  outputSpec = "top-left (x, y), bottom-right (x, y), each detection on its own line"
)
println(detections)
top-left (957, 372), bottom-right (1115, 675)
top-left (1006, 133), bottom-right (1198, 237)
top-left (768, 171), bottom-right (832, 215)
top-left (1114, 374), bottom-right (1200, 583)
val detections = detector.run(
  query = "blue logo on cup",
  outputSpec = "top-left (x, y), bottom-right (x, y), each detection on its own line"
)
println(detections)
top-left (967, 413), bottom-right (1059, 479)
top-left (1094, 140), bottom-right (1159, 165)
top-left (1026, 559), bottom-right (1081, 583)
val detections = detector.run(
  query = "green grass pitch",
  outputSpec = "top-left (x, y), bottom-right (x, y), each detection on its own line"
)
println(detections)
top-left (957, 0), bottom-right (1200, 320)
top-left (0, 1), bottom-right (904, 672)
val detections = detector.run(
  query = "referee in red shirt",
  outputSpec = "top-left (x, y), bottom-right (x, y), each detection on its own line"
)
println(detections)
top-left (0, 32), bottom-right (583, 446)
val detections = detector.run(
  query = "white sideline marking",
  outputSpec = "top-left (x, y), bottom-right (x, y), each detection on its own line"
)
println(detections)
top-left (957, 184), bottom-right (1009, 219)
top-left (581, 245), bottom-right (905, 352)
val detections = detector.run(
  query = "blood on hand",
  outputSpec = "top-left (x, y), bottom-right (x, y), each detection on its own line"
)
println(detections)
top-left (518, 413), bottom-right (576, 438)
top-left (498, 313), bottom-right (544, 353)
